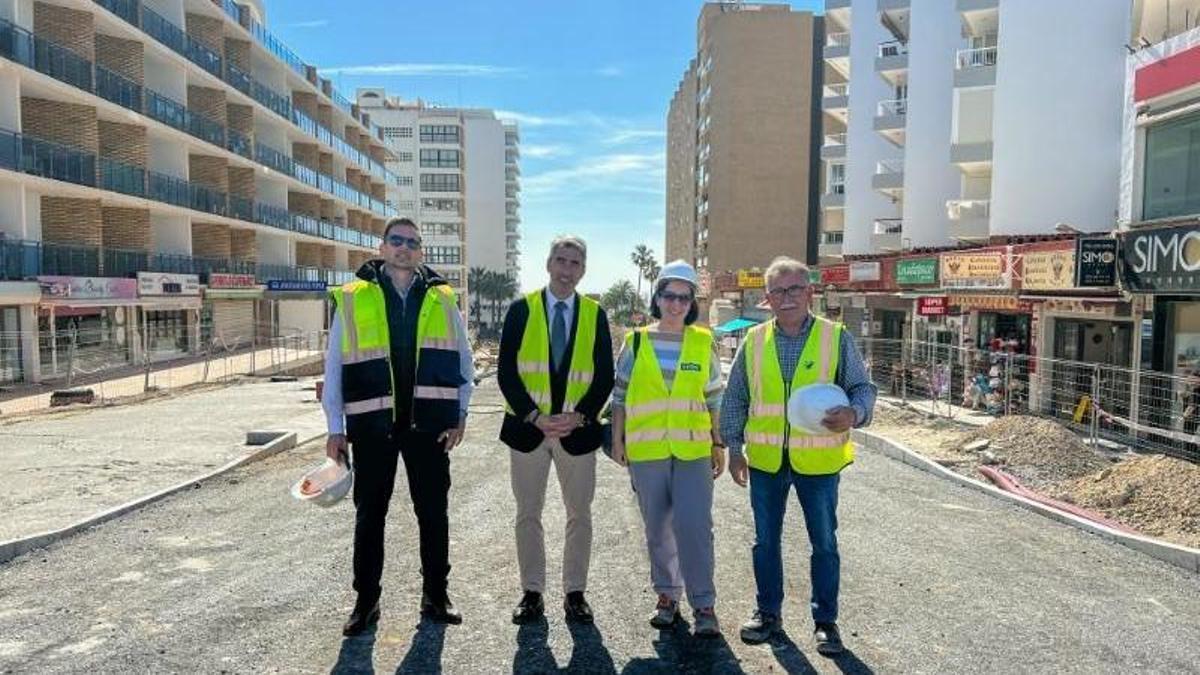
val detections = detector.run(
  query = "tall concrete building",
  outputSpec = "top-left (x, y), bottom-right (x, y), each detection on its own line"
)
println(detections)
top-left (666, 2), bottom-right (822, 297)
top-left (0, 0), bottom-right (395, 385)
top-left (821, 0), bottom-right (1131, 258)
top-left (356, 90), bottom-right (521, 319)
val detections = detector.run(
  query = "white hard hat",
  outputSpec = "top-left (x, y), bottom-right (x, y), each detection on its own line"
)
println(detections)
top-left (291, 456), bottom-right (353, 507)
top-left (786, 383), bottom-right (850, 434)
top-left (656, 259), bottom-right (699, 289)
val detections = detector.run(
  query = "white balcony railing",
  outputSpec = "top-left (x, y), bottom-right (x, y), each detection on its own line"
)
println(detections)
top-left (877, 98), bottom-right (907, 116)
top-left (824, 133), bottom-right (848, 147)
top-left (878, 40), bottom-right (908, 58)
top-left (824, 83), bottom-right (850, 98)
top-left (828, 182), bottom-right (846, 195)
top-left (823, 231), bottom-right (845, 244)
top-left (827, 32), bottom-right (851, 48)
top-left (874, 218), bottom-right (903, 235)
top-left (946, 199), bottom-right (991, 220)
top-left (876, 159), bottom-right (904, 176)
top-left (956, 46), bottom-right (997, 70)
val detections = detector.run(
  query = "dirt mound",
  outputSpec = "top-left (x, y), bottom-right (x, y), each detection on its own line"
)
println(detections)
top-left (963, 416), bottom-right (1109, 488)
top-left (1055, 455), bottom-right (1200, 549)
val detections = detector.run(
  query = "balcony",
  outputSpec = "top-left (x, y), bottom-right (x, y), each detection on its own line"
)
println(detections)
top-left (875, 41), bottom-right (909, 84)
top-left (959, 1), bottom-right (1000, 37)
top-left (824, 31), bottom-right (850, 65)
top-left (96, 65), bottom-right (143, 113)
top-left (950, 141), bottom-right (993, 174)
top-left (0, 18), bottom-right (92, 93)
top-left (819, 230), bottom-right (844, 258)
top-left (874, 98), bottom-right (907, 146)
top-left (821, 183), bottom-right (846, 209)
top-left (821, 133), bottom-right (847, 160)
top-left (872, 159), bottom-right (904, 196)
top-left (823, 83), bottom-right (850, 117)
top-left (0, 128), bottom-right (96, 188)
top-left (872, 218), bottom-right (903, 251)
top-left (955, 46), bottom-right (997, 87)
top-left (946, 199), bottom-right (991, 241)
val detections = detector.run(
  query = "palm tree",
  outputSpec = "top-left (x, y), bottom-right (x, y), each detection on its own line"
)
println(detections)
top-left (600, 279), bottom-right (643, 325)
top-left (468, 266), bottom-right (487, 329)
top-left (644, 263), bottom-right (661, 298)
top-left (630, 244), bottom-right (655, 303)
top-left (490, 273), bottom-right (520, 329)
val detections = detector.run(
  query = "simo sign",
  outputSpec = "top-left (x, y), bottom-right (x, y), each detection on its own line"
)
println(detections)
top-left (1122, 226), bottom-right (1200, 292)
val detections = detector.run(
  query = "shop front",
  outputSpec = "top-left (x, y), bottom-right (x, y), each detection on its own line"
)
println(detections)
top-left (36, 276), bottom-right (140, 380)
top-left (263, 279), bottom-right (329, 340)
top-left (137, 272), bottom-right (202, 363)
top-left (0, 281), bottom-right (40, 383)
top-left (203, 273), bottom-right (263, 350)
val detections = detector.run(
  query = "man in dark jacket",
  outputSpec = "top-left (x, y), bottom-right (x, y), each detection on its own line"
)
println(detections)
top-left (498, 235), bottom-right (614, 624)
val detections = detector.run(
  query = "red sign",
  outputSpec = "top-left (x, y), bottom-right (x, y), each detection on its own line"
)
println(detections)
top-left (208, 273), bottom-right (257, 289)
top-left (917, 296), bottom-right (948, 316)
top-left (820, 265), bottom-right (850, 285)
top-left (1135, 43), bottom-right (1200, 102)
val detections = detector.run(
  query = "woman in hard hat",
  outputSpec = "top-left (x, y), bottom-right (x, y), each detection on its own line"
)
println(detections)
top-left (611, 259), bottom-right (726, 637)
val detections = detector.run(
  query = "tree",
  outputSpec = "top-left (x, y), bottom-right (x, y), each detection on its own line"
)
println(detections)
top-left (489, 272), bottom-right (520, 329)
top-left (644, 263), bottom-right (662, 298)
top-left (600, 279), bottom-right (643, 326)
top-left (468, 266), bottom-right (487, 329)
top-left (630, 244), bottom-right (656, 303)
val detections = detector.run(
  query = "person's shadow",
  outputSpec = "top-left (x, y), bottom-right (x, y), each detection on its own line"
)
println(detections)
top-left (513, 618), bottom-right (617, 673)
top-left (513, 617), bottom-right (558, 673)
top-left (622, 619), bottom-right (746, 674)
top-left (565, 622), bottom-right (617, 673)
top-left (394, 617), bottom-right (447, 674)
top-left (767, 630), bottom-right (874, 675)
top-left (330, 628), bottom-right (378, 675)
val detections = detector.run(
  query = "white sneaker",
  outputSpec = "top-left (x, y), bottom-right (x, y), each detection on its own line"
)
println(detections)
top-left (694, 607), bottom-right (721, 638)
top-left (649, 594), bottom-right (679, 628)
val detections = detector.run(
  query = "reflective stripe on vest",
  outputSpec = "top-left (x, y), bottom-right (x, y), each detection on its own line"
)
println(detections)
top-left (623, 325), bottom-right (713, 463)
top-left (744, 317), bottom-right (854, 475)
top-left (507, 290), bottom-right (599, 414)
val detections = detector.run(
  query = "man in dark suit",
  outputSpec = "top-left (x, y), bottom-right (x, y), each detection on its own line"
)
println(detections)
top-left (498, 235), bottom-right (614, 625)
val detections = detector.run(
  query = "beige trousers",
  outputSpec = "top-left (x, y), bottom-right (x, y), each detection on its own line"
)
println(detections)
top-left (510, 439), bottom-right (596, 594)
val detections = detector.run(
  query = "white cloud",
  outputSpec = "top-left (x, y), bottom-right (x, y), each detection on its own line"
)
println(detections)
top-left (596, 65), bottom-right (623, 77)
top-left (494, 110), bottom-right (575, 127)
top-left (319, 63), bottom-right (521, 77)
top-left (523, 152), bottom-right (665, 197)
top-left (283, 19), bottom-right (329, 29)
top-left (604, 129), bottom-right (666, 145)
top-left (522, 144), bottom-right (570, 159)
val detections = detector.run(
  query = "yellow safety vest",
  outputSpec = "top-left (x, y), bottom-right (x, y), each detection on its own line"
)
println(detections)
top-left (330, 277), bottom-right (462, 440)
top-left (508, 290), bottom-right (598, 414)
top-left (623, 325), bottom-right (714, 463)
top-left (744, 317), bottom-right (854, 475)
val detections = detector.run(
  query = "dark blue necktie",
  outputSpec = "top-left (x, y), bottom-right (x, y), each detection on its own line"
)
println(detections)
top-left (551, 301), bottom-right (568, 369)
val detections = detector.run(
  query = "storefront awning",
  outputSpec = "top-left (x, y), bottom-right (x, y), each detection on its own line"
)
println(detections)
top-left (714, 317), bottom-right (760, 333)
top-left (204, 289), bottom-right (264, 300)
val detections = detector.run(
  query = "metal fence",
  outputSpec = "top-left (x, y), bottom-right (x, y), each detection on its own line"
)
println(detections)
top-left (859, 338), bottom-right (1200, 464)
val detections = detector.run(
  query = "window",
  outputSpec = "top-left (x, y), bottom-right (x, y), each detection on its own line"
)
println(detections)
top-left (1143, 111), bottom-right (1200, 221)
top-left (421, 198), bottom-right (462, 213)
top-left (441, 270), bottom-right (463, 285)
top-left (383, 127), bottom-right (413, 140)
top-left (420, 124), bottom-right (460, 144)
top-left (426, 246), bottom-right (462, 265)
top-left (420, 149), bottom-right (461, 168)
top-left (397, 199), bottom-right (416, 212)
top-left (397, 151), bottom-right (413, 162)
top-left (398, 175), bottom-right (413, 186)
top-left (421, 222), bottom-right (461, 236)
top-left (420, 173), bottom-right (461, 192)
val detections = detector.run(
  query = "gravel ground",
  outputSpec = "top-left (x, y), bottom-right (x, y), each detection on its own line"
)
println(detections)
top-left (2, 382), bottom-right (1200, 674)
top-left (0, 377), bottom-right (325, 541)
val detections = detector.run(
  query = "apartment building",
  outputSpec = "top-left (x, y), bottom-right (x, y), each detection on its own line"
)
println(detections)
top-left (0, 0), bottom-right (397, 384)
top-left (356, 90), bottom-right (522, 321)
top-left (821, 0), bottom-right (1130, 258)
top-left (666, 2), bottom-right (822, 303)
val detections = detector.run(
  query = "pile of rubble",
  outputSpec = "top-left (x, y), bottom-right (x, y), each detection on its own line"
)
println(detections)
top-left (959, 415), bottom-right (1111, 489)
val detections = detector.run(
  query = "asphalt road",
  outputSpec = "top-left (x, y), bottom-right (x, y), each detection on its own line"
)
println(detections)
top-left (1, 381), bottom-right (1198, 674)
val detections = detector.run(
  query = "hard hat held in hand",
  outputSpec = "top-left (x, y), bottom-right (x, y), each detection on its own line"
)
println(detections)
top-left (291, 456), bottom-right (353, 507)
top-left (787, 383), bottom-right (850, 434)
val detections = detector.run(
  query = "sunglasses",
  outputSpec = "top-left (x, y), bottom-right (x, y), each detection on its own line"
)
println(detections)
top-left (658, 290), bottom-right (694, 304)
top-left (386, 234), bottom-right (422, 250)
top-left (766, 284), bottom-right (809, 300)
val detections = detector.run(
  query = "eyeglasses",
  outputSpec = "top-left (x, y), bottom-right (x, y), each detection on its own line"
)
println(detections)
top-left (766, 284), bottom-right (809, 300)
top-left (386, 234), bottom-right (422, 250)
top-left (658, 290), bottom-right (694, 304)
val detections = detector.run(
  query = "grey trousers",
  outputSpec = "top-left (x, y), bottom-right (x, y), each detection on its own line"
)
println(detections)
top-left (510, 440), bottom-right (597, 594)
top-left (629, 456), bottom-right (716, 609)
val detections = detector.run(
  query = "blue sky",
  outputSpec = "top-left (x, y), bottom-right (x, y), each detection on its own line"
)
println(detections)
top-left (271, 0), bottom-right (823, 294)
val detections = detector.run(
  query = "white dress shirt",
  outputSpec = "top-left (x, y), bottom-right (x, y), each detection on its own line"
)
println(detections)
top-left (544, 287), bottom-right (576, 334)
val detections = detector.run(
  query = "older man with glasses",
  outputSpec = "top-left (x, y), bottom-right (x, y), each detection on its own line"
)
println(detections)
top-left (720, 256), bottom-right (876, 656)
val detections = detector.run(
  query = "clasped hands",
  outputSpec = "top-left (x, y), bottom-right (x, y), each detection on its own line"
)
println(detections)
top-left (533, 411), bottom-right (586, 439)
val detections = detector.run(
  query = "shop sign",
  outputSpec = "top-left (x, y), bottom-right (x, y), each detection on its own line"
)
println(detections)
top-left (37, 276), bottom-right (137, 301)
top-left (137, 272), bottom-right (200, 297)
top-left (1117, 225), bottom-right (1200, 292)
top-left (896, 257), bottom-right (938, 286)
top-left (820, 265), bottom-right (850, 285)
top-left (207, 273), bottom-right (257, 289)
top-left (948, 294), bottom-right (1034, 312)
top-left (940, 251), bottom-right (1010, 290)
top-left (1040, 298), bottom-right (1118, 317)
top-left (1075, 237), bottom-right (1118, 287)
top-left (1021, 247), bottom-right (1077, 291)
top-left (266, 279), bottom-right (327, 292)
top-left (736, 269), bottom-right (764, 289)
top-left (917, 296), bottom-right (948, 316)
top-left (848, 261), bottom-right (881, 282)
top-left (808, 269), bottom-right (821, 285)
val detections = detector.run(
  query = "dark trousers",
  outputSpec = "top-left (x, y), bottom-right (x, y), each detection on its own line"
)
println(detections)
top-left (351, 429), bottom-right (451, 607)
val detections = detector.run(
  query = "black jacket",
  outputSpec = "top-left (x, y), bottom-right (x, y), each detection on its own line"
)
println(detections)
top-left (497, 291), bottom-right (614, 454)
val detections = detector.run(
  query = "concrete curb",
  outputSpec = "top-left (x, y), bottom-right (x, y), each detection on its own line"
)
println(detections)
top-left (853, 429), bottom-right (1200, 574)
top-left (0, 430), bottom-right (320, 565)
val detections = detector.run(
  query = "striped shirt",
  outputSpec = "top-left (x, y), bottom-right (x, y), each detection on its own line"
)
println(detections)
top-left (611, 328), bottom-right (724, 414)
top-left (720, 315), bottom-right (877, 457)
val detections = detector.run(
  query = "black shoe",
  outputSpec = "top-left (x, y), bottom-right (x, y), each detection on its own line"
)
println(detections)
top-left (739, 609), bottom-right (779, 644)
top-left (512, 590), bottom-right (544, 625)
top-left (421, 592), bottom-right (463, 625)
top-left (563, 591), bottom-right (594, 624)
top-left (814, 622), bottom-right (845, 656)
top-left (342, 602), bottom-right (380, 636)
